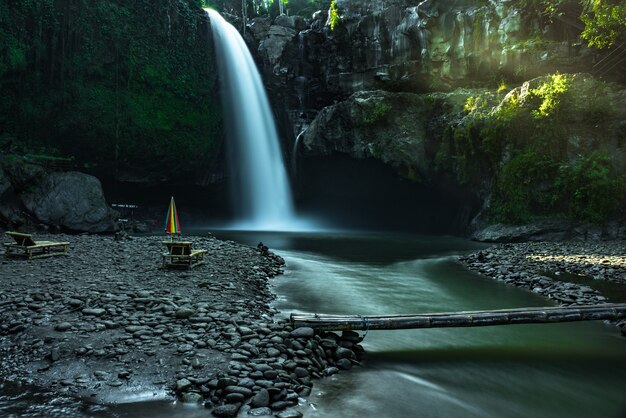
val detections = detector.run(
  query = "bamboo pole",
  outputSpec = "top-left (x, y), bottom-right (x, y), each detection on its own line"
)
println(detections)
top-left (290, 304), bottom-right (626, 332)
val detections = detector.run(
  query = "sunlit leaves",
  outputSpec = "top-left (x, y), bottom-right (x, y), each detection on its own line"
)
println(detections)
top-left (580, 0), bottom-right (626, 49)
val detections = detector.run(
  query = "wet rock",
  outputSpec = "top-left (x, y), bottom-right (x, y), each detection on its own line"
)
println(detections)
top-left (182, 392), bottom-right (203, 403)
top-left (176, 378), bottom-right (192, 392)
top-left (49, 348), bottom-right (60, 362)
top-left (218, 377), bottom-right (238, 389)
top-left (224, 386), bottom-right (253, 397)
top-left (266, 348), bottom-right (281, 357)
top-left (336, 358), bottom-right (352, 370)
top-left (334, 347), bottom-right (353, 360)
top-left (54, 322), bottom-right (72, 332)
top-left (250, 388), bottom-right (270, 408)
top-left (323, 367), bottom-right (339, 376)
top-left (175, 306), bottom-right (196, 319)
top-left (290, 327), bottom-right (315, 338)
top-left (277, 410), bottom-right (303, 418)
top-left (271, 401), bottom-right (291, 411)
top-left (212, 403), bottom-right (241, 417)
top-left (248, 407), bottom-right (272, 416)
top-left (293, 367), bottom-right (309, 378)
top-left (82, 308), bottom-right (105, 316)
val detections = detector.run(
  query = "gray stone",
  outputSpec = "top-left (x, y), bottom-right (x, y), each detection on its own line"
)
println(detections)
top-left (258, 25), bottom-right (297, 68)
top-left (271, 401), bottom-right (290, 411)
top-left (293, 367), bottom-right (309, 378)
top-left (289, 327), bottom-right (315, 338)
top-left (20, 171), bottom-right (115, 232)
top-left (175, 306), bottom-right (195, 319)
top-left (212, 403), bottom-right (241, 417)
top-left (263, 370), bottom-right (278, 380)
top-left (182, 392), bottom-right (203, 403)
top-left (248, 407), bottom-right (272, 416)
top-left (323, 367), bottom-right (339, 376)
top-left (225, 393), bottom-right (245, 403)
top-left (266, 348), bottom-right (281, 357)
top-left (224, 385), bottom-right (253, 397)
top-left (176, 378), bottom-right (192, 392)
top-left (336, 358), bottom-right (352, 370)
top-left (277, 409), bottom-right (303, 418)
top-left (218, 377), bottom-right (238, 388)
top-left (274, 14), bottom-right (295, 29)
top-left (54, 322), bottom-right (72, 332)
top-left (334, 347), bottom-right (353, 360)
top-left (49, 348), bottom-right (60, 362)
top-left (250, 388), bottom-right (270, 408)
top-left (82, 308), bottom-right (105, 316)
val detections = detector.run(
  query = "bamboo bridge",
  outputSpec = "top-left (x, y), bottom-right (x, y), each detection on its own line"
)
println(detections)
top-left (290, 304), bottom-right (626, 332)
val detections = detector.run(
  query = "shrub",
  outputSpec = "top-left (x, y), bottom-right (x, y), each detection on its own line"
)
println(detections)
top-left (364, 101), bottom-right (392, 125)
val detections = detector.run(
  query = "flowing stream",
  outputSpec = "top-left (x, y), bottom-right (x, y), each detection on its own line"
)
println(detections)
top-left (207, 9), bottom-right (295, 230)
top-left (221, 231), bottom-right (626, 418)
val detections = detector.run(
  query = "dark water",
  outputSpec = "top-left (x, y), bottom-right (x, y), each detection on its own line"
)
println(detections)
top-left (3, 231), bottom-right (626, 417)
top-left (545, 271), bottom-right (626, 303)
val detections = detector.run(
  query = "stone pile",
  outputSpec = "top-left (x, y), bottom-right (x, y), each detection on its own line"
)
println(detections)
top-left (174, 322), bottom-right (363, 417)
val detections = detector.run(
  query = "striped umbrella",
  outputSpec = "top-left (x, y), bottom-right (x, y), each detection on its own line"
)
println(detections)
top-left (164, 196), bottom-right (181, 239)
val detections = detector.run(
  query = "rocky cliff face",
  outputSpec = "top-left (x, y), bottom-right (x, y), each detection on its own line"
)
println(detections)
top-left (245, 0), bottom-right (625, 237)
top-left (300, 75), bottom-right (626, 239)
top-left (247, 0), bottom-right (599, 136)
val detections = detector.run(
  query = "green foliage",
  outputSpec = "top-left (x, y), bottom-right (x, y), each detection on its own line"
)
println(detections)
top-left (439, 73), bottom-right (621, 224)
top-left (0, 0), bottom-right (220, 177)
top-left (511, 0), bottom-right (573, 21)
top-left (492, 148), bottom-right (560, 223)
top-left (363, 102), bottom-right (392, 125)
top-left (529, 73), bottom-right (574, 118)
top-left (329, 0), bottom-right (340, 30)
top-left (581, 0), bottom-right (626, 49)
top-left (554, 151), bottom-right (626, 222)
top-left (491, 139), bottom-right (625, 225)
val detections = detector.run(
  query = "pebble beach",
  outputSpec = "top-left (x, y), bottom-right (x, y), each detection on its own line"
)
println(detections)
top-left (0, 234), bottom-right (363, 417)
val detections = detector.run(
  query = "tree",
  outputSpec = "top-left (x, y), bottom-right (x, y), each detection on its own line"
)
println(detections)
top-left (580, 0), bottom-right (626, 49)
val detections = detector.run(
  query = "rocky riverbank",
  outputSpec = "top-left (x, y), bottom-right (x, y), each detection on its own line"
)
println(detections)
top-left (0, 234), bottom-right (363, 417)
top-left (459, 240), bottom-right (626, 336)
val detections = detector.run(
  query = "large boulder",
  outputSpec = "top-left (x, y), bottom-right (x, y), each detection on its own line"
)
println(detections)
top-left (20, 172), bottom-right (116, 233)
top-left (258, 24), bottom-right (297, 74)
top-left (302, 89), bottom-right (473, 182)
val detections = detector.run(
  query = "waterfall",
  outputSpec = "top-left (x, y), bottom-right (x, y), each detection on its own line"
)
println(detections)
top-left (208, 9), bottom-right (296, 230)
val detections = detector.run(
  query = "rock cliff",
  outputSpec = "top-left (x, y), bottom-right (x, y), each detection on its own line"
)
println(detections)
top-left (247, 0), bottom-right (605, 135)
top-left (246, 0), bottom-right (625, 238)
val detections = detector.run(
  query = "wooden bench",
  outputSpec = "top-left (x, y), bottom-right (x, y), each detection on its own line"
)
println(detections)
top-left (3, 231), bottom-right (69, 259)
top-left (162, 241), bottom-right (207, 269)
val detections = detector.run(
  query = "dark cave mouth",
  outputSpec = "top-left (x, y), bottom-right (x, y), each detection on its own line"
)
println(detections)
top-left (102, 155), bottom-right (478, 235)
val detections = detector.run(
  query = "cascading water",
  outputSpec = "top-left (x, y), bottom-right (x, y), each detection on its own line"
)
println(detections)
top-left (207, 9), bottom-right (296, 230)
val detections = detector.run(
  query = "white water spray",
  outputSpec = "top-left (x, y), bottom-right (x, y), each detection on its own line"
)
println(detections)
top-left (208, 9), bottom-right (296, 230)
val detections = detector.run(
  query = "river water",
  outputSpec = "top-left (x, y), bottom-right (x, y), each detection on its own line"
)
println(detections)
top-left (2, 231), bottom-right (625, 417)
top-left (233, 231), bottom-right (626, 418)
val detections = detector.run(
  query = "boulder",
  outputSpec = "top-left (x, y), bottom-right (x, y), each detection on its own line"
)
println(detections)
top-left (258, 25), bottom-right (297, 71)
top-left (20, 171), bottom-right (115, 233)
top-left (302, 89), bottom-right (472, 182)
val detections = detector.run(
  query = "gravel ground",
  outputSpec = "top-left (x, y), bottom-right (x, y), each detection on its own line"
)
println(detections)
top-left (0, 234), bottom-right (364, 417)
top-left (459, 240), bottom-right (626, 335)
